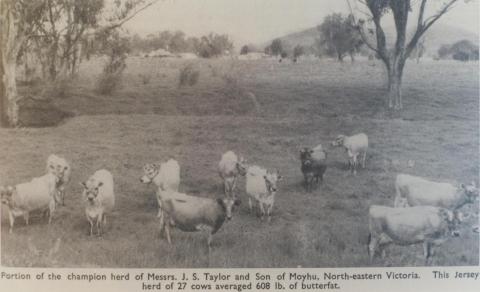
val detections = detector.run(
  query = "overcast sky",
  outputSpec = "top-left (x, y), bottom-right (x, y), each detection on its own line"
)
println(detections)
top-left (124, 0), bottom-right (479, 46)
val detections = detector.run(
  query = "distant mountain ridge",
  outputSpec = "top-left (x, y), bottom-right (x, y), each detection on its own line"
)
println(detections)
top-left (260, 24), bottom-right (478, 56)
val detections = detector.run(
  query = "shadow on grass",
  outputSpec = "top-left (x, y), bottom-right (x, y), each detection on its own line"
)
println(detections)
top-left (18, 97), bottom-right (74, 128)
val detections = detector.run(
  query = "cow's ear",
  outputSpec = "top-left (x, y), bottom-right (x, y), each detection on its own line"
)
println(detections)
top-left (457, 211), bottom-right (469, 222)
top-left (439, 208), bottom-right (453, 222)
top-left (80, 182), bottom-right (87, 189)
top-left (98, 182), bottom-right (103, 187)
top-left (217, 198), bottom-right (226, 209)
top-left (276, 171), bottom-right (283, 181)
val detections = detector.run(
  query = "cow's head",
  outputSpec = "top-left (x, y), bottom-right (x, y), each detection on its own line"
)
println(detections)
top-left (439, 208), bottom-right (464, 237)
top-left (331, 135), bottom-right (346, 147)
top-left (236, 156), bottom-right (248, 176)
top-left (473, 226), bottom-right (479, 234)
top-left (264, 170), bottom-right (283, 194)
top-left (81, 179), bottom-right (103, 203)
top-left (47, 154), bottom-right (71, 182)
top-left (300, 147), bottom-right (314, 162)
top-left (461, 181), bottom-right (479, 203)
top-left (140, 163), bottom-right (160, 184)
top-left (218, 197), bottom-right (241, 220)
top-left (0, 186), bottom-right (15, 205)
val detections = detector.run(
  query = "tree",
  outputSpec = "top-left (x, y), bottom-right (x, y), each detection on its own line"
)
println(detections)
top-left (266, 38), bottom-right (283, 56)
top-left (196, 33), bottom-right (234, 58)
top-left (409, 37), bottom-right (426, 63)
top-left (169, 30), bottom-right (188, 53)
top-left (438, 44), bottom-right (451, 59)
top-left (1, 0), bottom-right (44, 126)
top-left (293, 45), bottom-right (305, 61)
top-left (0, 0), bottom-right (159, 127)
top-left (347, 0), bottom-right (461, 110)
top-left (317, 13), bottom-right (362, 62)
top-left (240, 45), bottom-right (250, 55)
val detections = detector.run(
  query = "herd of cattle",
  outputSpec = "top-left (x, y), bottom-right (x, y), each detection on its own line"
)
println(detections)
top-left (0, 132), bottom-right (478, 265)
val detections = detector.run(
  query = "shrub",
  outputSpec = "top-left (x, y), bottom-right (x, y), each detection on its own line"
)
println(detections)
top-left (139, 73), bottom-right (151, 85)
top-left (178, 63), bottom-right (200, 87)
top-left (96, 72), bottom-right (123, 95)
top-left (95, 29), bottom-right (129, 95)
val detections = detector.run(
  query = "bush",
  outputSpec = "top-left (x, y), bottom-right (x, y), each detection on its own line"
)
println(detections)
top-left (138, 73), bottom-right (151, 85)
top-left (95, 29), bottom-right (129, 95)
top-left (96, 72), bottom-right (123, 95)
top-left (178, 63), bottom-right (200, 87)
top-left (36, 76), bottom-right (72, 99)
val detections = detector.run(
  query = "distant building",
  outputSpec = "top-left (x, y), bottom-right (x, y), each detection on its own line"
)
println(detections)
top-left (147, 48), bottom-right (175, 58)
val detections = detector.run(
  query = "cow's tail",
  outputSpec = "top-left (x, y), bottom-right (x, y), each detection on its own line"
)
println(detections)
top-left (394, 179), bottom-right (405, 207)
top-left (367, 233), bottom-right (372, 256)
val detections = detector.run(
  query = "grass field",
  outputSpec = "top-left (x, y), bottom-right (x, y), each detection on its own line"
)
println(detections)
top-left (1, 57), bottom-right (478, 268)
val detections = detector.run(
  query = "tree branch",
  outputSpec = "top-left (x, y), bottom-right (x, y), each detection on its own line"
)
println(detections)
top-left (406, 0), bottom-right (458, 57)
top-left (101, 0), bottom-right (160, 33)
top-left (345, 0), bottom-right (383, 58)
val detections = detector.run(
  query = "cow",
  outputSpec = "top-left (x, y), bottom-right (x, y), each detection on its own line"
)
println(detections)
top-left (331, 133), bottom-right (368, 175)
top-left (394, 174), bottom-right (478, 210)
top-left (1, 173), bottom-right (58, 233)
top-left (368, 205), bottom-right (464, 265)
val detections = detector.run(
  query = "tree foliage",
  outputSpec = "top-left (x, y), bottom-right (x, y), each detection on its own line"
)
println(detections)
top-left (265, 38), bottom-right (284, 56)
top-left (317, 13), bottom-right (362, 61)
top-left (347, 0), bottom-right (461, 110)
top-left (0, 0), bottom-right (158, 127)
top-left (437, 39), bottom-right (479, 61)
top-left (196, 33), bottom-right (234, 58)
top-left (293, 45), bottom-right (305, 59)
top-left (240, 45), bottom-right (250, 55)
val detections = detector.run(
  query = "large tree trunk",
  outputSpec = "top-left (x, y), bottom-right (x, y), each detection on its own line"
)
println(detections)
top-left (2, 59), bottom-right (19, 126)
top-left (48, 38), bottom-right (59, 81)
top-left (386, 57), bottom-right (405, 110)
top-left (1, 2), bottom-right (22, 127)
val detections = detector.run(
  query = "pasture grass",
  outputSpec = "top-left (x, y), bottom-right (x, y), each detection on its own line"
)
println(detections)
top-left (1, 57), bottom-right (478, 267)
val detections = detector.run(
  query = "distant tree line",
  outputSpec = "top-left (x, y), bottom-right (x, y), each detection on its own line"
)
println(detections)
top-left (255, 13), bottom-right (363, 62)
top-left (129, 31), bottom-right (234, 58)
top-left (438, 40), bottom-right (479, 61)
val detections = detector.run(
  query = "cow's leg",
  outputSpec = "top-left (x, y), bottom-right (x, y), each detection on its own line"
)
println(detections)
top-left (303, 174), bottom-right (309, 191)
top-left (48, 199), bottom-right (56, 224)
top-left (164, 217), bottom-right (172, 244)
top-left (8, 211), bottom-right (15, 234)
top-left (88, 219), bottom-right (94, 236)
top-left (248, 198), bottom-right (253, 213)
top-left (158, 210), bottom-right (165, 234)
top-left (362, 151), bottom-right (367, 168)
top-left (60, 186), bottom-right (66, 206)
top-left (24, 212), bottom-right (29, 225)
top-left (223, 180), bottom-right (229, 196)
top-left (207, 232), bottom-right (213, 254)
top-left (306, 175), bottom-right (313, 192)
top-left (97, 214), bottom-right (103, 236)
top-left (267, 203), bottom-right (273, 222)
top-left (352, 155), bottom-right (358, 175)
top-left (423, 241), bottom-right (433, 265)
top-left (157, 197), bottom-right (163, 218)
top-left (259, 202), bottom-right (265, 220)
top-left (368, 233), bottom-right (378, 263)
top-left (231, 178), bottom-right (237, 197)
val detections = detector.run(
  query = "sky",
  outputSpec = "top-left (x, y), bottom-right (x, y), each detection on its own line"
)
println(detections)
top-left (124, 0), bottom-right (479, 47)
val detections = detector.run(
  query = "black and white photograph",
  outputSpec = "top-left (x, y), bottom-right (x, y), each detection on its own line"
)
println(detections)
top-left (0, 0), bottom-right (479, 271)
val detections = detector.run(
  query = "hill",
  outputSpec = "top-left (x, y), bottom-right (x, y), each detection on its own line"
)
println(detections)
top-left (261, 23), bottom-right (478, 56)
